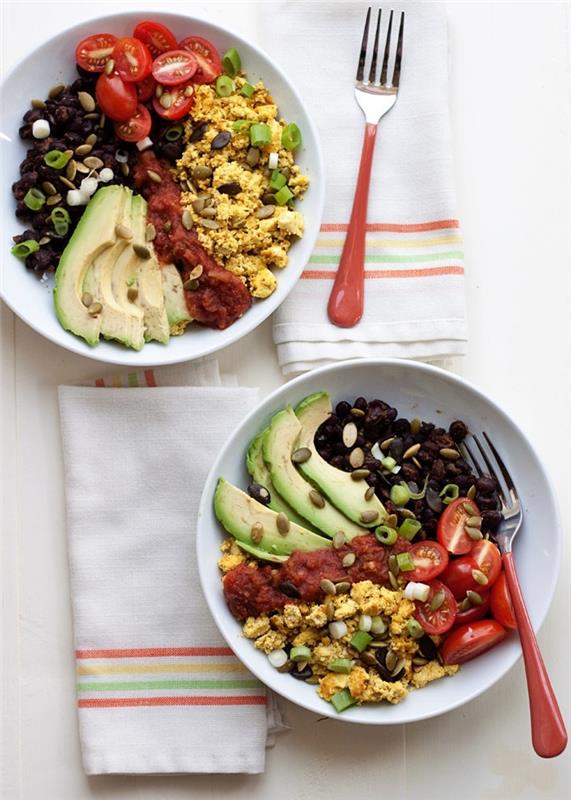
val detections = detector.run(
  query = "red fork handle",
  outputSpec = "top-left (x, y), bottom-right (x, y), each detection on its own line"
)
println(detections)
top-left (327, 122), bottom-right (378, 327)
top-left (503, 552), bottom-right (567, 757)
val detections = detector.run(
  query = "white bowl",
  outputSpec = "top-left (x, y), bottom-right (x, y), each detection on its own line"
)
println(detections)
top-left (0, 12), bottom-right (324, 366)
top-left (197, 358), bottom-right (562, 724)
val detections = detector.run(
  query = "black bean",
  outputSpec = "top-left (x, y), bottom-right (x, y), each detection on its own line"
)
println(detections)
top-left (330, 455), bottom-right (345, 469)
top-left (247, 483), bottom-right (271, 505)
top-left (429, 459), bottom-right (446, 482)
top-left (476, 475), bottom-right (497, 494)
top-left (400, 462), bottom-right (420, 482)
top-left (449, 420), bottom-right (468, 441)
top-left (389, 437), bottom-right (404, 461)
top-left (418, 636), bottom-right (438, 660)
top-left (476, 495), bottom-right (499, 511)
top-left (392, 418), bottom-right (411, 435)
top-left (157, 140), bottom-right (184, 162)
top-left (481, 510), bottom-right (502, 533)
top-left (353, 396), bottom-right (368, 412)
top-left (335, 401), bottom-right (352, 419)
top-left (290, 665), bottom-right (313, 681)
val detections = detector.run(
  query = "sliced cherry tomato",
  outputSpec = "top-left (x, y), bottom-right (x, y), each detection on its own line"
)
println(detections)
top-left (437, 497), bottom-right (481, 555)
top-left (152, 50), bottom-right (198, 86)
top-left (414, 580), bottom-right (458, 635)
top-left (75, 33), bottom-right (117, 73)
top-left (441, 619), bottom-right (507, 665)
top-left (133, 20), bottom-right (177, 58)
top-left (113, 104), bottom-right (152, 142)
top-left (453, 591), bottom-right (490, 626)
top-left (95, 73), bottom-right (138, 122)
top-left (152, 83), bottom-right (194, 120)
top-left (440, 556), bottom-right (481, 599)
top-left (112, 37), bottom-right (152, 82)
top-left (490, 571), bottom-right (517, 629)
top-left (135, 74), bottom-right (156, 102)
top-left (178, 36), bottom-right (222, 84)
top-left (470, 540), bottom-right (502, 588)
top-left (407, 541), bottom-right (449, 583)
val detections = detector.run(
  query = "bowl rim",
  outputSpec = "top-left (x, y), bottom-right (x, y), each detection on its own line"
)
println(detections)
top-left (196, 357), bottom-right (563, 725)
top-left (0, 9), bottom-right (325, 367)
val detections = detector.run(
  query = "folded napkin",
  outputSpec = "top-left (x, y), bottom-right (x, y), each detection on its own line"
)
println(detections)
top-left (260, 2), bottom-right (467, 373)
top-left (58, 360), bottom-right (280, 775)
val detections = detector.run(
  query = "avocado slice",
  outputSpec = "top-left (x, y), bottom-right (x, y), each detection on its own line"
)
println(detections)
top-left (295, 392), bottom-right (387, 526)
top-left (246, 430), bottom-right (319, 531)
top-left (263, 407), bottom-right (368, 540)
top-left (214, 478), bottom-right (330, 559)
top-left (161, 263), bottom-right (193, 335)
top-left (234, 540), bottom-right (288, 564)
top-left (54, 185), bottom-right (128, 346)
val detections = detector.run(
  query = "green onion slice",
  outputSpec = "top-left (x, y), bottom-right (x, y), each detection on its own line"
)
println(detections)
top-left (44, 149), bottom-right (71, 169)
top-left (222, 47), bottom-right (241, 78)
top-left (23, 188), bottom-right (46, 211)
top-left (269, 169), bottom-right (287, 190)
top-left (281, 122), bottom-right (302, 151)
top-left (240, 82), bottom-right (255, 97)
top-left (50, 207), bottom-right (70, 225)
top-left (405, 476), bottom-right (429, 501)
top-left (349, 630), bottom-right (373, 653)
top-left (165, 124), bottom-right (184, 142)
top-left (290, 645), bottom-right (311, 662)
top-left (398, 519), bottom-right (422, 541)
top-left (396, 552), bottom-right (415, 572)
top-left (327, 658), bottom-right (355, 674)
top-left (390, 483), bottom-right (410, 507)
top-left (249, 122), bottom-right (272, 148)
top-left (215, 75), bottom-right (235, 97)
top-left (381, 456), bottom-right (397, 471)
top-left (374, 525), bottom-right (398, 546)
top-left (274, 185), bottom-right (294, 206)
top-left (439, 483), bottom-right (460, 504)
top-left (11, 239), bottom-right (40, 259)
top-left (331, 688), bottom-right (356, 713)
top-left (232, 119), bottom-right (250, 133)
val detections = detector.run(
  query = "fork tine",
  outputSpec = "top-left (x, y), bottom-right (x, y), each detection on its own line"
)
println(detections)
top-left (380, 9), bottom-right (394, 85)
top-left (368, 9), bottom-right (382, 83)
top-left (459, 441), bottom-right (481, 475)
top-left (392, 12), bottom-right (405, 87)
top-left (356, 7), bottom-right (372, 82)
top-left (472, 435), bottom-right (509, 506)
top-left (482, 432), bottom-right (518, 501)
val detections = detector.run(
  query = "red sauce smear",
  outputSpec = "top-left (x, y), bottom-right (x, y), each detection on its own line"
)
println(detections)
top-left (223, 534), bottom-right (412, 620)
top-left (133, 151), bottom-right (251, 329)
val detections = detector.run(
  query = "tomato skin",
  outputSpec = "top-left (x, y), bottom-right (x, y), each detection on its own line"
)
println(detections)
top-left (152, 83), bottom-right (194, 120)
top-left (407, 541), bottom-right (449, 583)
top-left (133, 21), bottom-right (177, 58)
top-left (470, 540), bottom-right (502, 588)
top-left (135, 74), bottom-right (156, 102)
top-left (441, 619), bottom-right (507, 665)
top-left (490, 571), bottom-right (517, 629)
top-left (440, 556), bottom-right (481, 599)
top-left (95, 73), bottom-right (138, 122)
top-left (178, 36), bottom-right (222, 84)
top-left (414, 580), bottom-right (458, 635)
top-left (75, 33), bottom-right (117, 72)
top-left (113, 104), bottom-right (152, 142)
top-left (112, 37), bottom-right (152, 82)
top-left (453, 592), bottom-right (490, 626)
top-left (437, 497), bottom-right (480, 555)
top-left (152, 50), bottom-right (198, 86)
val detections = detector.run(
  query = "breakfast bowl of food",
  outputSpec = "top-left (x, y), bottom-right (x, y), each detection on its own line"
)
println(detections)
top-left (0, 12), bottom-right (324, 365)
top-left (196, 358), bottom-right (562, 724)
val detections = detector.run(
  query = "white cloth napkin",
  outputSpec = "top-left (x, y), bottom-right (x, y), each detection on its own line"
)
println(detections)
top-left (58, 359), bottom-right (282, 775)
top-left (260, 1), bottom-right (467, 373)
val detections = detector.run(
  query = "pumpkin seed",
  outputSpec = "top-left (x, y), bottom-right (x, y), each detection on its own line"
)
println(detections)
top-left (440, 448), bottom-right (460, 460)
top-left (104, 58), bottom-right (115, 75)
top-left (343, 422), bottom-right (358, 448)
top-left (31, 99), bottom-right (46, 109)
top-left (78, 91), bottom-right (96, 112)
top-left (364, 486), bottom-right (375, 501)
top-left (163, 221), bottom-right (172, 233)
top-left (324, 598), bottom-right (335, 620)
top-left (115, 224), bottom-right (133, 240)
top-left (359, 510), bottom-right (379, 524)
top-left (360, 650), bottom-right (377, 667)
top-left (261, 192), bottom-right (276, 205)
top-left (320, 579), bottom-right (336, 596)
top-left (251, 522), bottom-right (264, 544)
top-left (41, 181), bottom-right (57, 196)
top-left (98, 112), bottom-right (106, 128)
top-left (145, 223), bottom-right (156, 242)
top-left (211, 131), bottom-right (231, 150)
top-left (430, 590), bottom-right (445, 611)
top-left (309, 490), bottom-right (325, 508)
top-left (412, 457), bottom-right (422, 469)
top-left (59, 176), bottom-right (76, 190)
top-left (412, 656), bottom-right (428, 666)
top-left (350, 407), bottom-right (365, 418)
top-left (400, 508), bottom-right (417, 520)
top-left (188, 265), bottom-right (203, 281)
top-left (380, 437), bottom-right (395, 451)
top-left (81, 292), bottom-right (93, 308)
top-left (351, 468), bottom-right (370, 481)
top-left (84, 112), bottom-right (99, 120)
top-left (472, 569), bottom-right (489, 586)
top-left (160, 93), bottom-right (173, 109)
top-left (192, 165), bottom-right (213, 181)
top-left (246, 147), bottom-right (260, 167)
top-left (342, 552), bottom-right (356, 567)
top-left (75, 143), bottom-right (92, 157)
top-left (199, 218), bottom-right (219, 230)
top-left (466, 515), bottom-right (482, 528)
top-left (46, 194), bottom-right (62, 206)
top-left (121, 162), bottom-right (130, 177)
top-left (83, 156), bottom-right (104, 170)
top-left (463, 501), bottom-right (478, 515)
top-left (183, 279), bottom-right (199, 291)
top-left (255, 204), bottom-right (275, 220)
top-left (333, 531), bottom-right (346, 549)
top-left (465, 526), bottom-right (483, 541)
top-left (133, 244), bottom-right (151, 259)
top-left (146, 169), bottom-right (162, 184)
top-left (87, 301), bottom-right (102, 316)
top-left (403, 443), bottom-right (421, 460)
top-left (335, 581), bottom-right (351, 595)
top-left (458, 598), bottom-right (472, 612)
top-left (385, 650), bottom-right (398, 672)
top-left (466, 589), bottom-right (484, 606)
top-left (388, 572), bottom-right (399, 589)
top-left (199, 206), bottom-right (217, 219)
top-left (65, 160), bottom-right (77, 180)
top-left (48, 83), bottom-right (65, 99)
top-left (38, 236), bottom-right (50, 245)
top-left (192, 198), bottom-right (205, 213)
top-left (127, 287), bottom-right (138, 302)
top-left (467, 484), bottom-right (477, 500)
top-left (385, 513), bottom-right (398, 528)
top-left (276, 512), bottom-right (290, 535)
top-left (291, 447), bottom-right (311, 464)
top-left (85, 133), bottom-right (98, 146)
top-left (155, 84), bottom-right (164, 98)
top-left (349, 447), bottom-right (365, 469)
top-left (388, 554), bottom-right (400, 576)
top-left (410, 418), bottom-right (421, 435)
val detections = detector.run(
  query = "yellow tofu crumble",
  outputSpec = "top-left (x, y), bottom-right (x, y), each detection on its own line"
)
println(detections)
top-left (176, 76), bottom-right (309, 299)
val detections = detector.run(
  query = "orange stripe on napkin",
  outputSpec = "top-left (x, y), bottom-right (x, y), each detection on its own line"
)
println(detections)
top-left (76, 647), bottom-right (235, 659)
top-left (79, 696), bottom-right (267, 708)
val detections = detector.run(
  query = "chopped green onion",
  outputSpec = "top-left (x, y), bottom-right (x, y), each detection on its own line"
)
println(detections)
top-left (407, 476), bottom-right (429, 500)
top-left (274, 185), bottom-right (294, 205)
top-left (54, 220), bottom-right (69, 236)
top-left (165, 124), bottom-right (183, 142)
top-left (290, 645), bottom-right (311, 662)
top-left (43, 149), bottom-right (71, 169)
top-left (390, 483), bottom-right (411, 507)
top-left (23, 187), bottom-right (46, 211)
top-left (241, 82), bottom-right (255, 97)
top-left (440, 483), bottom-right (460, 504)
top-left (406, 619), bottom-right (425, 639)
top-left (281, 122), bottom-right (302, 151)
top-left (396, 552), bottom-right (415, 572)
top-left (216, 75), bottom-right (235, 97)
top-left (50, 207), bottom-right (70, 225)
top-left (350, 630), bottom-right (373, 653)
top-left (398, 519), bottom-right (422, 541)
top-left (232, 119), bottom-right (250, 133)
top-left (249, 122), bottom-right (272, 148)
top-left (222, 47), bottom-right (241, 78)
top-left (331, 688), bottom-right (356, 713)
top-left (381, 456), bottom-right (397, 471)
top-left (269, 169), bottom-right (287, 191)
top-left (374, 525), bottom-right (398, 546)
top-left (328, 658), bottom-right (354, 674)
top-left (11, 239), bottom-right (39, 259)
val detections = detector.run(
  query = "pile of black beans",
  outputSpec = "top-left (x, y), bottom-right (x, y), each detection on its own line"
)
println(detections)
top-left (314, 396), bottom-right (502, 538)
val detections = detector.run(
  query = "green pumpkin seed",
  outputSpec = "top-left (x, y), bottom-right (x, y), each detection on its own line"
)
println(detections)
top-left (465, 526), bottom-right (483, 541)
top-left (276, 513), bottom-right (290, 535)
top-left (188, 265), bottom-right (203, 281)
top-left (343, 422), bottom-right (358, 448)
top-left (360, 510), bottom-right (379, 524)
top-left (364, 486), bottom-right (375, 501)
top-left (48, 83), bottom-right (65, 99)
top-left (349, 447), bottom-right (365, 469)
top-left (463, 501), bottom-right (478, 515)
top-left (350, 407), bottom-right (365, 418)
top-left (59, 176), bottom-right (76, 190)
top-left (466, 515), bottom-right (482, 528)
top-left (133, 244), bottom-right (151, 259)
top-left (410, 418), bottom-right (421, 435)
top-left (388, 555), bottom-right (400, 576)
top-left (85, 133), bottom-right (98, 146)
top-left (320, 578), bottom-right (336, 596)
top-left (291, 447), bottom-right (311, 464)
top-left (380, 437), bottom-right (395, 451)
top-left (146, 169), bottom-right (162, 184)
top-left (403, 443), bottom-right (421, 459)
top-left (87, 301), bottom-right (102, 316)
top-left (75, 143), bottom-right (92, 157)
top-left (467, 484), bottom-right (477, 500)
top-left (388, 572), bottom-right (399, 590)
top-left (472, 569), bottom-right (489, 586)
top-left (342, 552), bottom-right (356, 567)
top-left (83, 156), bottom-right (104, 170)
top-left (440, 448), bottom-right (460, 460)
top-left (41, 181), bottom-right (57, 196)
top-left (81, 292), bottom-right (93, 308)
top-left (145, 223), bottom-right (156, 242)
top-left (192, 165), bottom-right (213, 181)
top-left (351, 469), bottom-right (370, 481)
top-left (78, 91), bottom-right (96, 112)
top-left (255, 204), bottom-right (275, 220)
top-left (104, 59), bottom-right (115, 75)
top-left (115, 224), bottom-right (133, 240)
top-left (466, 589), bottom-right (484, 606)
top-left (31, 99), bottom-right (46, 109)
top-left (181, 210), bottom-right (193, 230)
top-left (385, 513), bottom-right (398, 528)
top-left (335, 582), bottom-right (351, 595)
top-left (309, 490), bottom-right (325, 508)
top-left (430, 590), bottom-right (445, 611)
top-left (333, 531), bottom-right (346, 549)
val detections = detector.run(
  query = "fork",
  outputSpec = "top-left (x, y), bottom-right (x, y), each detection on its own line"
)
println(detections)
top-left (461, 433), bottom-right (567, 758)
top-left (327, 8), bottom-right (404, 328)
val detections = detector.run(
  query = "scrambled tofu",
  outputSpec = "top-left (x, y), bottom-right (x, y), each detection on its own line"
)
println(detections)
top-left (176, 76), bottom-right (309, 299)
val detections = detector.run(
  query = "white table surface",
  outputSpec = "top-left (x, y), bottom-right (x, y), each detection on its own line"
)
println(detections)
top-left (1, 1), bottom-right (570, 797)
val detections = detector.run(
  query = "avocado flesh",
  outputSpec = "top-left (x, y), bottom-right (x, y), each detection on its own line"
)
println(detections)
top-left (214, 478), bottom-right (330, 559)
top-left (54, 185), bottom-right (128, 346)
top-left (161, 263), bottom-right (192, 335)
top-left (263, 407), bottom-right (368, 540)
top-left (246, 430), bottom-right (319, 531)
top-left (234, 540), bottom-right (288, 563)
top-left (295, 392), bottom-right (387, 526)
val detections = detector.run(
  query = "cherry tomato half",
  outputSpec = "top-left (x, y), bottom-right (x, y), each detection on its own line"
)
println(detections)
top-left (152, 83), bottom-right (194, 120)
top-left (113, 104), bottom-right (152, 142)
top-left (152, 50), bottom-right (198, 86)
top-left (453, 591), bottom-right (491, 627)
top-left (135, 74), bottom-right (156, 102)
top-left (441, 619), bottom-right (507, 665)
top-left (75, 33), bottom-right (117, 72)
top-left (440, 556), bottom-right (481, 599)
top-left (437, 497), bottom-right (481, 555)
top-left (178, 36), bottom-right (222, 84)
top-left (470, 540), bottom-right (502, 588)
top-left (133, 20), bottom-right (177, 58)
top-left (95, 73), bottom-right (138, 122)
top-left (490, 571), bottom-right (517, 629)
top-left (112, 37), bottom-right (152, 82)
top-left (407, 541), bottom-right (449, 583)
top-left (414, 580), bottom-right (458, 635)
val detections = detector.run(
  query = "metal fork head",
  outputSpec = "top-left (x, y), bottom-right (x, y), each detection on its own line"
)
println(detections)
top-left (355, 8), bottom-right (405, 123)
top-left (460, 433), bottom-right (523, 552)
